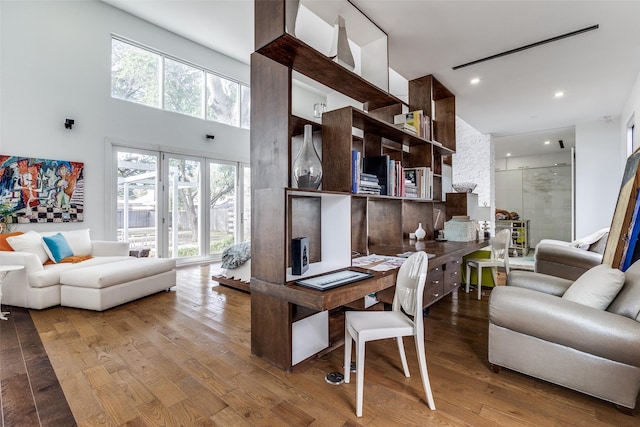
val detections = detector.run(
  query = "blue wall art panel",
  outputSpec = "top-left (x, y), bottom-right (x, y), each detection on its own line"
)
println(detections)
top-left (0, 155), bottom-right (84, 223)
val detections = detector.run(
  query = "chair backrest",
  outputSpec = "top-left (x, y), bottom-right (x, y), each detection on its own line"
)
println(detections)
top-left (491, 229), bottom-right (512, 272)
top-left (392, 251), bottom-right (429, 332)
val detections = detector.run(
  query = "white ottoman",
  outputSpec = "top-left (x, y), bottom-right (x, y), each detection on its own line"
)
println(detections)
top-left (59, 258), bottom-right (176, 311)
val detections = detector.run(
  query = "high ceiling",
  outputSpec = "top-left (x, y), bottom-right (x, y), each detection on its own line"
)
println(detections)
top-left (102, 0), bottom-right (640, 158)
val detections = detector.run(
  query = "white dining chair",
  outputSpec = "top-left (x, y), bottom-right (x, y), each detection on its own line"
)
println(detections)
top-left (465, 228), bottom-right (511, 300)
top-left (343, 251), bottom-right (436, 417)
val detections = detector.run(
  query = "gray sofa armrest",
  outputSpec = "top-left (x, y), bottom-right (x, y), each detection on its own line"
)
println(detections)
top-left (91, 240), bottom-right (130, 257)
top-left (506, 270), bottom-right (574, 296)
top-left (534, 242), bottom-right (602, 281)
top-left (490, 286), bottom-right (640, 368)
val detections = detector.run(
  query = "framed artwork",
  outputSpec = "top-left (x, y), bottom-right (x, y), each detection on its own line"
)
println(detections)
top-left (0, 155), bottom-right (84, 223)
top-left (603, 147), bottom-right (640, 269)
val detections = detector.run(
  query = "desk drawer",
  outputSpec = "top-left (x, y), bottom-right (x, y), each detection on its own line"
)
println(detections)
top-left (444, 259), bottom-right (462, 293)
top-left (424, 266), bottom-right (444, 306)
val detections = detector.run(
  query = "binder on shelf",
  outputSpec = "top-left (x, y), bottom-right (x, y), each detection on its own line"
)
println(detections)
top-left (363, 155), bottom-right (390, 196)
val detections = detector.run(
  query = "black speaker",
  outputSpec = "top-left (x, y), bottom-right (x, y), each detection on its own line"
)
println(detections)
top-left (291, 237), bottom-right (309, 275)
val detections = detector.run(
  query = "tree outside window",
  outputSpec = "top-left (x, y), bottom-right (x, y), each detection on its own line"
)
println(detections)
top-left (164, 58), bottom-right (204, 118)
top-left (111, 39), bottom-right (161, 108)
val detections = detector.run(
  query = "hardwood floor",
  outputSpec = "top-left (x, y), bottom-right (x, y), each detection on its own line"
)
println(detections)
top-left (0, 306), bottom-right (75, 426)
top-left (10, 266), bottom-right (638, 426)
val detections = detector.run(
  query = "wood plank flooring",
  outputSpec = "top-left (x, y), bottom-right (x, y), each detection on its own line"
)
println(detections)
top-left (0, 306), bottom-right (75, 427)
top-left (10, 266), bottom-right (640, 425)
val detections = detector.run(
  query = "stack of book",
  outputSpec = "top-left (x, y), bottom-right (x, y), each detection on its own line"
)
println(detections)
top-left (359, 173), bottom-right (381, 195)
top-left (405, 179), bottom-right (418, 198)
top-left (404, 167), bottom-right (433, 200)
top-left (393, 110), bottom-right (431, 140)
top-left (352, 150), bottom-right (382, 195)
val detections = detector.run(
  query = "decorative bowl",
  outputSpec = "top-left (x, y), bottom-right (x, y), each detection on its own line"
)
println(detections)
top-left (453, 182), bottom-right (477, 193)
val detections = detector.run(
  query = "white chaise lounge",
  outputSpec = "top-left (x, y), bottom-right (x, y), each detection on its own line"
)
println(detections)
top-left (0, 229), bottom-right (176, 311)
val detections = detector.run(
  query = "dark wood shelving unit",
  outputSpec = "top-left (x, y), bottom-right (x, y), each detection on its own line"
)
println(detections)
top-left (249, 0), bottom-right (468, 371)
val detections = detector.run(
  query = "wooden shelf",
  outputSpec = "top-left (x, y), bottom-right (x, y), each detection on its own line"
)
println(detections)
top-left (257, 34), bottom-right (403, 111)
top-left (251, 270), bottom-right (397, 312)
top-left (251, 0), bottom-right (460, 371)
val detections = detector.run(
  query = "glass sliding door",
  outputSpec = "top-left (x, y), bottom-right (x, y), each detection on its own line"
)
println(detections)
top-left (241, 164), bottom-right (251, 242)
top-left (208, 161), bottom-right (237, 255)
top-left (115, 149), bottom-right (159, 257)
top-left (166, 155), bottom-right (203, 259)
top-left (112, 145), bottom-right (250, 263)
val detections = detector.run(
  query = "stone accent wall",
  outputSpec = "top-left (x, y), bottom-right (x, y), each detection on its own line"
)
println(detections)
top-left (453, 117), bottom-right (494, 212)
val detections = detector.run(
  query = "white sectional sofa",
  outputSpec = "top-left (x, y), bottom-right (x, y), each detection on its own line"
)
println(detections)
top-left (0, 229), bottom-right (176, 311)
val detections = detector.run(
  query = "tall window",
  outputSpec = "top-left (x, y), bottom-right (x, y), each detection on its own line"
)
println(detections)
top-left (164, 58), bottom-right (204, 118)
top-left (206, 73), bottom-right (239, 126)
top-left (111, 39), bottom-right (161, 108)
top-left (111, 37), bottom-right (250, 129)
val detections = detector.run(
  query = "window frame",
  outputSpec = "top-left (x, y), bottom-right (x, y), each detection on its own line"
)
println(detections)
top-left (111, 35), bottom-right (249, 129)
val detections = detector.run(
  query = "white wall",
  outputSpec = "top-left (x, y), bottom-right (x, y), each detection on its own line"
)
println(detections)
top-left (0, 0), bottom-right (250, 239)
top-left (622, 71), bottom-right (640, 159)
top-left (575, 117), bottom-right (622, 237)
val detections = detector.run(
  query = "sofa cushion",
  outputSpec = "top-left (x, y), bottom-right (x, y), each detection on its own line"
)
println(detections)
top-left (28, 256), bottom-right (132, 288)
top-left (7, 230), bottom-right (50, 264)
top-left (608, 259), bottom-right (640, 320)
top-left (62, 228), bottom-right (92, 256)
top-left (562, 264), bottom-right (625, 310)
top-left (0, 231), bottom-right (23, 251)
top-left (60, 258), bottom-right (175, 289)
top-left (42, 233), bottom-right (74, 263)
top-left (570, 227), bottom-right (610, 251)
top-left (41, 228), bottom-right (92, 256)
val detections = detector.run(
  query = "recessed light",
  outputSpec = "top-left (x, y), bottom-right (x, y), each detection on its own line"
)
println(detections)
top-left (470, 77), bottom-right (480, 85)
top-left (506, 153), bottom-right (511, 157)
top-left (554, 91), bottom-right (565, 98)
top-left (544, 140), bottom-right (550, 145)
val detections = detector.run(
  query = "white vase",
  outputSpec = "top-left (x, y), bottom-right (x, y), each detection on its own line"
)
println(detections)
top-left (415, 223), bottom-right (426, 241)
top-left (328, 15), bottom-right (355, 71)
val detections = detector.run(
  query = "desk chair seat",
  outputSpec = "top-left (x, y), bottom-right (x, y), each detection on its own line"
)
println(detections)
top-left (344, 251), bottom-right (436, 417)
top-left (465, 228), bottom-right (511, 300)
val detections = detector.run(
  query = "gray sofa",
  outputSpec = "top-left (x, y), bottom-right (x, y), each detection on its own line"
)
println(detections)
top-left (488, 261), bottom-right (640, 412)
top-left (534, 231), bottom-right (608, 280)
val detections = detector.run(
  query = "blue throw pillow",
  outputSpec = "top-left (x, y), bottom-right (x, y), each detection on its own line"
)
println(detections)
top-left (42, 233), bottom-right (74, 263)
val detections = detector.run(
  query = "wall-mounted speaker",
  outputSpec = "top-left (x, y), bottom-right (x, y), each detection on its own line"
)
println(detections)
top-left (291, 237), bottom-right (309, 275)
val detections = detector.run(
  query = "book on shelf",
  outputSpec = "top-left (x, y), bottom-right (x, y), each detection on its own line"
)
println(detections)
top-left (393, 110), bottom-right (431, 139)
top-left (351, 150), bottom-right (362, 193)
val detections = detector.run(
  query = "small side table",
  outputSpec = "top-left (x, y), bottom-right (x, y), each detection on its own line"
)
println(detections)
top-left (0, 265), bottom-right (24, 320)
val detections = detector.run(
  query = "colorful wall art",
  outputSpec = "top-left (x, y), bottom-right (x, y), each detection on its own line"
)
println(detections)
top-left (0, 155), bottom-right (84, 223)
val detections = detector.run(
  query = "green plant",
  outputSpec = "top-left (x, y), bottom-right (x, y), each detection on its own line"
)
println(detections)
top-left (0, 202), bottom-right (14, 233)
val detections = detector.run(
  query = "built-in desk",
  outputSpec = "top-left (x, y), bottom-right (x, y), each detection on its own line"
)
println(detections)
top-left (250, 239), bottom-right (487, 371)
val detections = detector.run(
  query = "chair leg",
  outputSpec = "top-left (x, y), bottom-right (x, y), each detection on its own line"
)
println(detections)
top-left (344, 326), bottom-right (353, 383)
top-left (356, 340), bottom-right (366, 417)
top-left (477, 266), bottom-right (483, 300)
top-left (414, 336), bottom-right (436, 410)
top-left (490, 267), bottom-right (498, 288)
top-left (465, 263), bottom-right (472, 294)
top-left (396, 336), bottom-right (410, 377)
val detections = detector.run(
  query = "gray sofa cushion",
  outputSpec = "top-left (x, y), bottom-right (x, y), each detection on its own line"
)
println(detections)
top-left (608, 260), bottom-right (640, 321)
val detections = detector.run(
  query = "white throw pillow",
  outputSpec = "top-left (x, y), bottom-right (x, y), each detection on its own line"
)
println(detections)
top-left (60, 228), bottom-right (92, 256)
top-left (562, 264), bottom-right (625, 310)
top-left (6, 230), bottom-right (50, 264)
